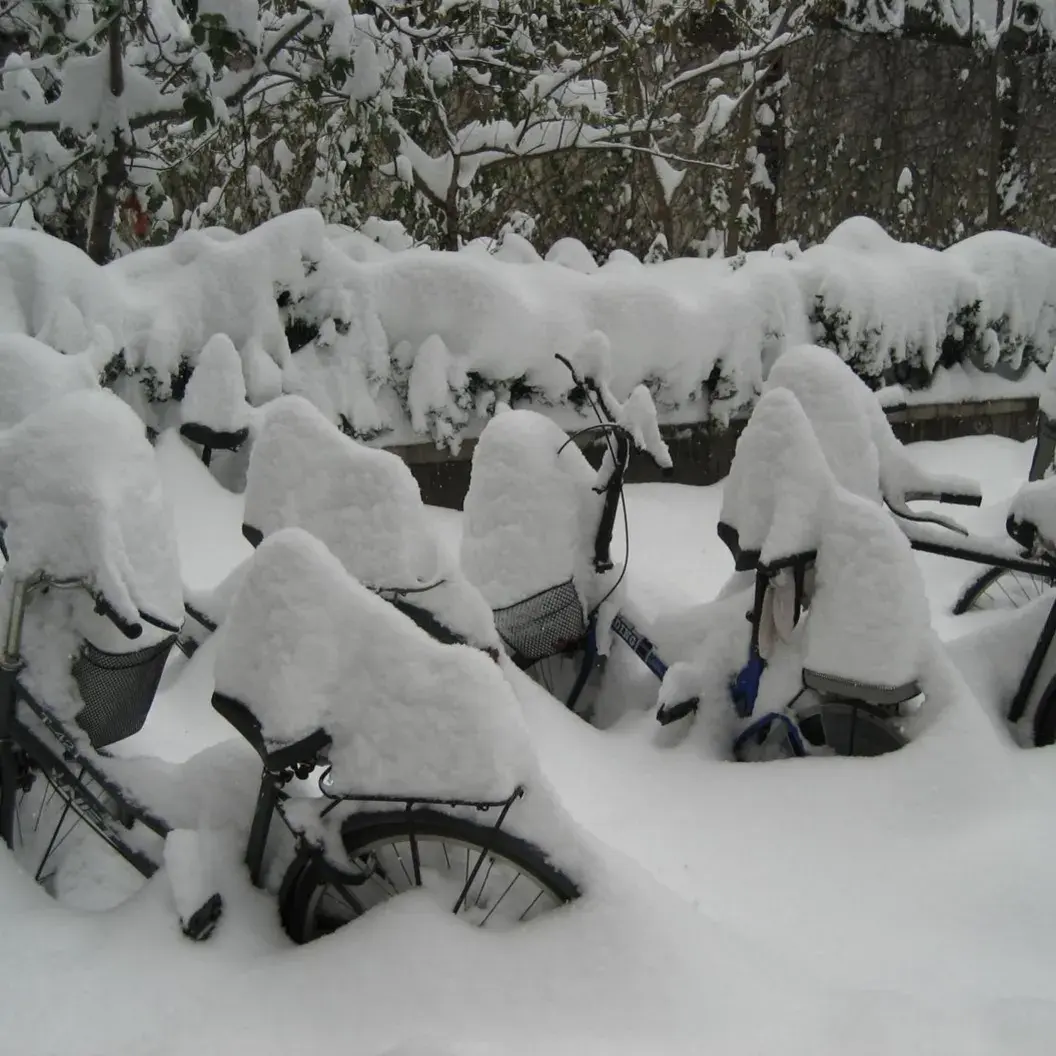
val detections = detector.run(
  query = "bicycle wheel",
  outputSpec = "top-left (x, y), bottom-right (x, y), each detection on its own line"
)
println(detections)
top-left (0, 742), bottom-right (152, 909)
top-left (279, 809), bottom-right (578, 944)
top-left (953, 565), bottom-right (1055, 615)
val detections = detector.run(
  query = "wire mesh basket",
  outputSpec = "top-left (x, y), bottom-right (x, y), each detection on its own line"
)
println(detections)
top-left (492, 580), bottom-right (587, 665)
top-left (73, 634), bottom-right (177, 748)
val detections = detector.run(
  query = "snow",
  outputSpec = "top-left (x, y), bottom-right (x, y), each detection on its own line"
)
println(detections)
top-left (808, 485), bottom-right (932, 688)
top-left (1008, 476), bottom-right (1056, 552)
top-left (944, 231), bottom-right (1056, 373)
top-left (213, 528), bottom-right (531, 801)
top-left (0, 211), bottom-right (1049, 456)
top-left (767, 344), bottom-right (980, 508)
top-left (799, 216), bottom-right (982, 382)
top-left (4, 409), bottom-right (1056, 1054)
top-left (461, 408), bottom-right (601, 610)
top-left (0, 389), bottom-right (184, 640)
top-left (180, 333), bottom-right (251, 434)
top-left (0, 331), bottom-right (104, 428)
top-left (719, 387), bottom-right (832, 564)
top-left (242, 395), bottom-right (498, 651)
top-left (243, 395), bottom-right (438, 587)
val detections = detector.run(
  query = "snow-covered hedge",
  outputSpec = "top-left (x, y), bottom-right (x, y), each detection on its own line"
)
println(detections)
top-left (2, 211), bottom-right (1054, 451)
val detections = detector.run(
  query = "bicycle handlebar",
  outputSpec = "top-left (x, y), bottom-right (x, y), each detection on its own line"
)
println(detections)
top-left (554, 353), bottom-right (669, 473)
top-left (91, 591), bottom-right (144, 640)
top-left (39, 574), bottom-right (180, 641)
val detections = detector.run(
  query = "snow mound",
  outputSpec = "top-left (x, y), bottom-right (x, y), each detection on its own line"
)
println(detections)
top-left (800, 219), bottom-right (981, 383)
top-left (0, 331), bottom-right (104, 428)
top-left (945, 230), bottom-right (1056, 373)
top-left (461, 409), bottom-right (601, 610)
top-left (720, 387), bottom-right (833, 565)
top-left (545, 237), bottom-right (598, 274)
top-left (244, 395), bottom-right (439, 588)
top-left (1009, 476), bottom-right (1056, 553)
top-left (764, 345), bottom-right (883, 503)
top-left (0, 389), bottom-right (183, 633)
top-left (243, 395), bottom-right (497, 650)
top-left (720, 385), bottom-right (933, 690)
top-left (0, 228), bottom-right (126, 354)
top-left (808, 486), bottom-right (932, 689)
top-left (766, 344), bottom-right (979, 507)
top-left (180, 333), bottom-right (250, 434)
top-left (213, 528), bottom-right (533, 800)
top-left (109, 209), bottom-right (327, 405)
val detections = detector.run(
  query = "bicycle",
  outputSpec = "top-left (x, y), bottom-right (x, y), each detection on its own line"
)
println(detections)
top-left (461, 351), bottom-right (686, 719)
top-left (653, 365), bottom-right (1056, 753)
top-left (0, 392), bottom-right (578, 941)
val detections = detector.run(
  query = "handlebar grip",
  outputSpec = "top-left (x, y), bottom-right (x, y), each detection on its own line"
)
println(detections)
top-left (92, 593), bottom-right (144, 640)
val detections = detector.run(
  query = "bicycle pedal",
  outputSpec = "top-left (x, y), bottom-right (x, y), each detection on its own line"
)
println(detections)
top-left (181, 892), bottom-right (223, 941)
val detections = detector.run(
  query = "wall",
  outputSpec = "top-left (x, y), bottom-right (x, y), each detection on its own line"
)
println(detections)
top-left (395, 397), bottom-right (1040, 509)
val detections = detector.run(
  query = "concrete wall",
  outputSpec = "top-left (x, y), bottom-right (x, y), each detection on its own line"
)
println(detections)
top-left (395, 397), bottom-right (1040, 509)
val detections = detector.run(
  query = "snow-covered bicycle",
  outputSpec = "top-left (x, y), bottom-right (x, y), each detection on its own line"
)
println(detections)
top-left (461, 346), bottom-right (684, 719)
top-left (0, 389), bottom-right (578, 942)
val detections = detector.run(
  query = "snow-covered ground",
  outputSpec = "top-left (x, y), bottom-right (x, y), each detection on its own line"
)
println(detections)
top-left (3, 431), bottom-right (1056, 1056)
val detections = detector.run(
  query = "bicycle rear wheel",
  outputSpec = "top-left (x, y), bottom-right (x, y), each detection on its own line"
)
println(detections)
top-left (279, 809), bottom-right (578, 944)
top-left (953, 565), bottom-right (1054, 614)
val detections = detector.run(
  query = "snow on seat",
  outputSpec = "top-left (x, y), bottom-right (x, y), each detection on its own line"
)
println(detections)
top-left (242, 395), bottom-right (497, 652)
top-left (720, 388), bottom-right (931, 692)
top-left (765, 344), bottom-right (980, 517)
top-left (213, 528), bottom-right (532, 801)
top-left (0, 331), bottom-right (107, 429)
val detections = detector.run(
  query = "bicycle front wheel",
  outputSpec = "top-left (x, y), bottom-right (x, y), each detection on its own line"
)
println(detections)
top-left (953, 565), bottom-right (1054, 615)
top-left (279, 809), bottom-right (578, 944)
top-left (0, 741), bottom-right (154, 909)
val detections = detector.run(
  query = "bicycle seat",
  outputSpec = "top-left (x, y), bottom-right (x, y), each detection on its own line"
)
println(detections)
top-left (211, 691), bottom-right (331, 771)
top-left (802, 668), bottom-right (920, 707)
top-left (179, 422), bottom-right (250, 452)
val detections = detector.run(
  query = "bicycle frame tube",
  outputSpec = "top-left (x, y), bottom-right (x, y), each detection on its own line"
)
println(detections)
top-left (1007, 592), bottom-right (1056, 725)
top-left (245, 772), bottom-right (281, 888)
top-left (0, 577), bottom-right (33, 849)
top-left (592, 429), bottom-right (631, 573)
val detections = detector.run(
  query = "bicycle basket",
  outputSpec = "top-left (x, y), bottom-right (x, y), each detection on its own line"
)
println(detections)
top-left (73, 634), bottom-right (177, 748)
top-left (492, 580), bottom-right (587, 665)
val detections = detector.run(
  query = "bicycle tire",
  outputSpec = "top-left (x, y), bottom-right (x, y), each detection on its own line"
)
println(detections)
top-left (952, 565), bottom-right (1055, 615)
top-left (279, 808), bottom-right (579, 944)
top-left (0, 740), bottom-right (154, 908)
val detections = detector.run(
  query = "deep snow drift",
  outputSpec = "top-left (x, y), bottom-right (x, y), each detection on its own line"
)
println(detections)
top-left (1, 426), bottom-right (1054, 1055)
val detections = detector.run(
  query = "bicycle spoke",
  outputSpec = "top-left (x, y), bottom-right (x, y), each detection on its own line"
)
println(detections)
top-left (478, 871), bottom-right (521, 927)
top-left (517, 889), bottom-right (544, 922)
top-left (409, 831), bottom-right (422, 887)
top-left (472, 856), bottom-right (496, 908)
top-left (35, 794), bottom-right (75, 884)
top-left (390, 841), bottom-right (414, 888)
